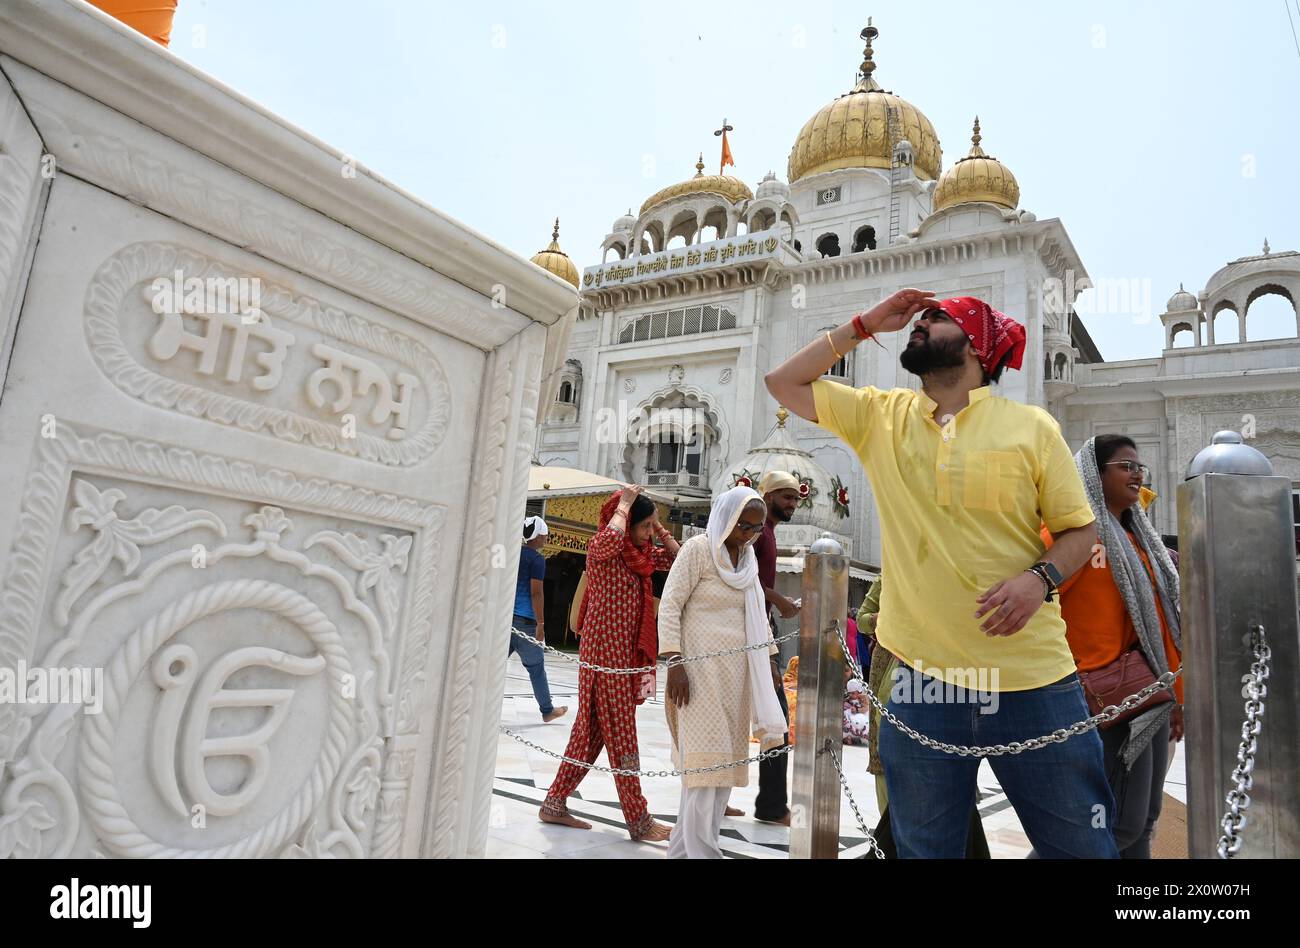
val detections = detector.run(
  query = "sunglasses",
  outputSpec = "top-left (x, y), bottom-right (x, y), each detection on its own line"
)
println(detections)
top-left (735, 519), bottom-right (765, 534)
top-left (1103, 460), bottom-right (1150, 481)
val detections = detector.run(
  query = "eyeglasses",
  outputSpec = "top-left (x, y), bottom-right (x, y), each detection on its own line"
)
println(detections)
top-left (735, 520), bottom-right (765, 534)
top-left (1103, 460), bottom-right (1150, 481)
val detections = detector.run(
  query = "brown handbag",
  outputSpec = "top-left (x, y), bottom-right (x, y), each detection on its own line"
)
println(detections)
top-left (568, 571), bottom-right (588, 637)
top-left (1078, 647), bottom-right (1173, 730)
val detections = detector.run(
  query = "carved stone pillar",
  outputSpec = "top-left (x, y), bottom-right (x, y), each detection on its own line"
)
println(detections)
top-left (0, 2), bottom-right (574, 859)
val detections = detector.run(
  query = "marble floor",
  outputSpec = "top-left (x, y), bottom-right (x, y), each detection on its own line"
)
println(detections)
top-left (489, 653), bottom-right (1187, 860)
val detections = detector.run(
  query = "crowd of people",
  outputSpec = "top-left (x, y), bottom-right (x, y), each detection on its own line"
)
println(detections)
top-left (505, 287), bottom-right (1185, 859)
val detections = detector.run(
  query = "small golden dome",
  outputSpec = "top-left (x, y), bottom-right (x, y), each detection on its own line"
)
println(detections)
top-left (640, 154), bottom-right (754, 216)
top-left (530, 218), bottom-right (580, 289)
top-left (931, 117), bottom-right (1020, 213)
top-left (787, 20), bottom-right (942, 183)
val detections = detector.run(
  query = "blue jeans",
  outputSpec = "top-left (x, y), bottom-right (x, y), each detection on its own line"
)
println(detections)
top-left (879, 666), bottom-right (1118, 858)
top-left (509, 616), bottom-right (554, 716)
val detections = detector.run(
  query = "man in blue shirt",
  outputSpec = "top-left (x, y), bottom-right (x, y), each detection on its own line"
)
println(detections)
top-left (510, 517), bottom-right (567, 722)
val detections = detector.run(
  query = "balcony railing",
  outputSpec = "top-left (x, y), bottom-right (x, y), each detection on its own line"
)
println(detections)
top-left (646, 471), bottom-right (707, 489)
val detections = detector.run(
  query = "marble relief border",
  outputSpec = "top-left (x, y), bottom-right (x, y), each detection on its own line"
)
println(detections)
top-left (422, 325), bottom-right (544, 858)
top-left (0, 81), bottom-right (43, 319)
top-left (1173, 392), bottom-right (1300, 477)
top-left (0, 421), bottom-right (447, 845)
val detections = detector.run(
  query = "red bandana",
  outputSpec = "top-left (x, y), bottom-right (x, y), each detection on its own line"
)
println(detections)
top-left (934, 296), bottom-right (1026, 377)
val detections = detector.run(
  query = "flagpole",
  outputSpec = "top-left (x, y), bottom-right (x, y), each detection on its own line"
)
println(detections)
top-left (713, 118), bottom-right (734, 175)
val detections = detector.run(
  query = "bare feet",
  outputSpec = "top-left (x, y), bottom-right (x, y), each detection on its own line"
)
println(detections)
top-left (633, 819), bottom-right (672, 843)
top-left (755, 810), bottom-right (792, 827)
top-left (725, 805), bottom-right (744, 817)
top-left (542, 706), bottom-right (568, 723)
top-left (539, 806), bottom-right (591, 830)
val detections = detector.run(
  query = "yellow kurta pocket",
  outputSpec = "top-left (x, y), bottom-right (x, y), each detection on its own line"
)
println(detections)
top-left (962, 450), bottom-right (1024, 512)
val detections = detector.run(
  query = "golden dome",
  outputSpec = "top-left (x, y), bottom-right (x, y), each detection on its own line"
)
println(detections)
top-left (530, 218), bottom-right (580, 289)
top-left (787, 20), bottom-right (942, 183)
top-left (931, 117), bottom-right (1020, 213)
top-left (640, 155), bottom-right (753, 216)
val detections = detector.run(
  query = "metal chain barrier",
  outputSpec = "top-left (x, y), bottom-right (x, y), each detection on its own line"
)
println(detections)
top-left (1217, 624), bottom-right (1270, 859)
top-left (826, 741), bottom-right (885, 859)
top-left (831, 619), bottom-right (1182, 758)
top-left (510, 626), bottom-right (800, 676)
top-left (500, 726), bottom-right (792, 778)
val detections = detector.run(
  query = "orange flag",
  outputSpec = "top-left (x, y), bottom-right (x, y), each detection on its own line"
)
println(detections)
top-left (720, 131), bottom-right (734, 173)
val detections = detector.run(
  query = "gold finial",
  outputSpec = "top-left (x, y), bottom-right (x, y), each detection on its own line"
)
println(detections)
top-left (776, 406), bottom-right (789, 427)
top-left (695, 153), bottom-right (705, 177)
top-left (967, 116), bottom-right (987, 158)
top-left (854, 16), bottom-right (882, 92)
top-left (541, 216), bottom-right (564, 255)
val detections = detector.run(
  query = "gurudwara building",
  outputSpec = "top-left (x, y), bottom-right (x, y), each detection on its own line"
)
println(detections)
top-left (534, 20), bottom-right (1300, 583)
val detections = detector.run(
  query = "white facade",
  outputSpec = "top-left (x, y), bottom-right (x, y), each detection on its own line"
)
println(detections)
top-left (541, 72), bottom-right (1300, 568)
top-left (541, 164), bottom-right (1087, 569)
top-left (1054, 248), bottom-right (1300, 537)
top-left (0, 2), bottom-right (576, 858)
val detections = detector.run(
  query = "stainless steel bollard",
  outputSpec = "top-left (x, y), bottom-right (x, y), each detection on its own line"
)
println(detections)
top-left (789, 535), bottom-right (849, 859)
top-left (1178, 431), bottom-right (1300, 858)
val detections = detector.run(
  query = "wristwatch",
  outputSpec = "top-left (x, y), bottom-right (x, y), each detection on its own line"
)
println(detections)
top-left (1027, 561), bottom-right (1064, 601)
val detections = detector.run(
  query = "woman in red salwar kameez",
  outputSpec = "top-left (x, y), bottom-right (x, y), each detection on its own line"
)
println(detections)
top-left (540, 485), bottom-right (677, 841)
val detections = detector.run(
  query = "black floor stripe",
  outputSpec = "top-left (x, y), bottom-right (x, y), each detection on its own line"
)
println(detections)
top-left (978, 797), bottom-right (1015, 817)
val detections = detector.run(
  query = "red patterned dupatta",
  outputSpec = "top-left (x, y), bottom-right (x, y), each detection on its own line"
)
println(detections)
top-left (597, 490), bottom-right (659, 702)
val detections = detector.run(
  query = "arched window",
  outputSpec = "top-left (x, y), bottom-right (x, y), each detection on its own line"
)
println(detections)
top-left (1244, 285), bottom-right (1297, 342)
top-left (619, 303), bottom-right (739, 343)
top-left (1211, 304), bottom-right (1239, 344)
top-left (1170, 323), bottom-right (1195, 348)
top-left (1053, 353), bottom-right (1068, 380)
top-left (816, 233), bottom-right (841, 258)
top-left (558, 381), bottom-right (573, 403)
top-left (643, 421), bottom-right (711, 489)
top-left (852, 225), bottom-right (877, 253)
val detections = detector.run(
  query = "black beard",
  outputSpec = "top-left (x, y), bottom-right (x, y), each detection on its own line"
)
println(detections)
top-left (769, 504), bottom-right (793, 523)
top-left (899, 333), bottom-right (968, 377)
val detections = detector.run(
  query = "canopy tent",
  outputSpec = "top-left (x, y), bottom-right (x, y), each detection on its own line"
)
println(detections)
top-left (528, 465), bottom-right (674, 504)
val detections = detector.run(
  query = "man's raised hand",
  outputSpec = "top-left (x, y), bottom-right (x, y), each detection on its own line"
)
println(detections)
top-left (863, 288), bottom-right (939, 335)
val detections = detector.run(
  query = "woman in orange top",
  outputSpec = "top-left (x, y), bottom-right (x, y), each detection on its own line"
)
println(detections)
top-left (1043, 434), bottom-right (1183, 859)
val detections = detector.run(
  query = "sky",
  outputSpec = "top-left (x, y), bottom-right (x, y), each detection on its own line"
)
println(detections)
top-left (164, 0), bottom-right (1300, 362)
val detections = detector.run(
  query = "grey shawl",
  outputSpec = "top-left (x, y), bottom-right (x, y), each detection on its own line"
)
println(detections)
top-left (1074, 437), bottom-right (1182, 768)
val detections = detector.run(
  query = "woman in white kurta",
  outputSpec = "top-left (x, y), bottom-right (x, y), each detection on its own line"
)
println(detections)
top-left (659, 486), bottom-right (786, 859)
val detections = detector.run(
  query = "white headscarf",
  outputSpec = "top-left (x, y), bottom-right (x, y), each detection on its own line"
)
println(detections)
top-left (707, 485), bottom-right (787, 749)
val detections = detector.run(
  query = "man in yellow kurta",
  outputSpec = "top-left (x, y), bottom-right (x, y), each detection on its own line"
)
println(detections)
top-left (765, 289), bottom-right (1118, 859)
top-left (659, 487), bottom-right (785, 859)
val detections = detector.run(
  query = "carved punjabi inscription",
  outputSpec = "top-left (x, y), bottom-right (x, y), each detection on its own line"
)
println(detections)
top-left (148, 309), bottom-right (295, 391)
top-left (86, 243), bottom-right (450, 464)
top-left (142, 288), bottom-right (419, 440)
top-left (306, 344), bottom-right (418, 440)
